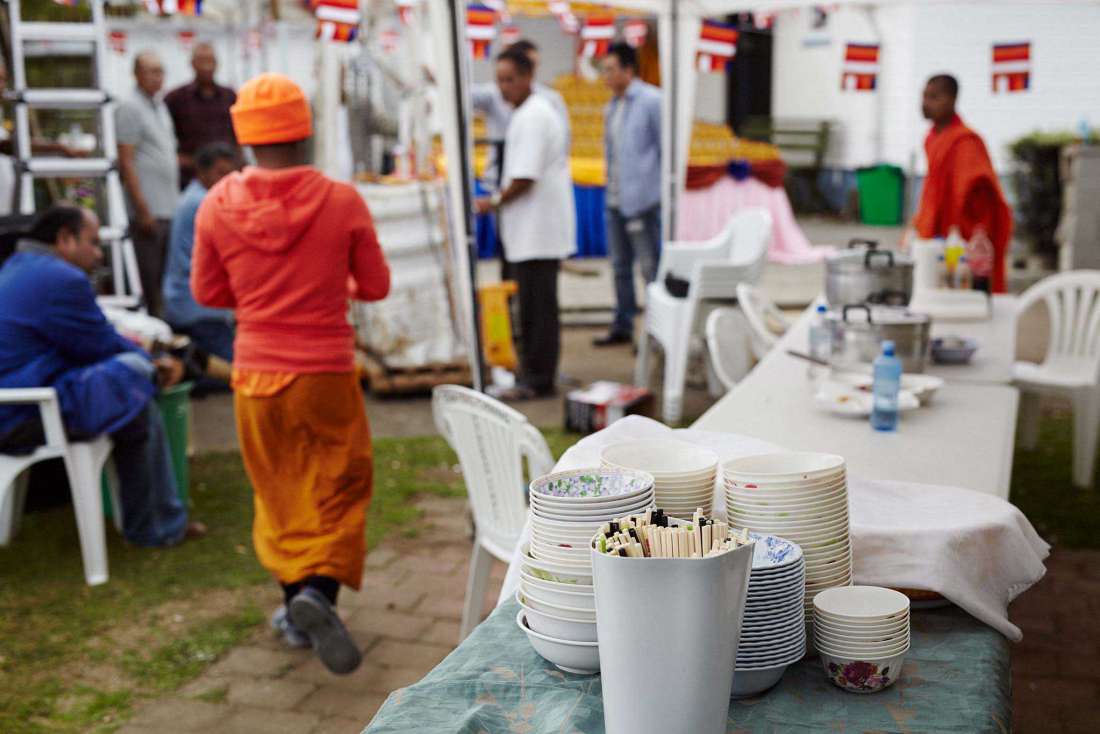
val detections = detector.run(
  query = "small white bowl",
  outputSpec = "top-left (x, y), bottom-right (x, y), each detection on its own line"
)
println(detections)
top-left (600, 439), bottom-right (719, 477)
top-left (813, 586), bottom-right (910, 622)
top-left (731, 663), bottom-right (790, 699)
top-left (723, 453), bottom-right (846, 483)
top-left (815, 627), bottom-right (909, 651)
top-left (819, 647), bottom-right (908, 693)
top-left (814, 615), bottom-right (909, 635)
top-left (516, 592), bottom-right (597, 640)
top-left (522, 561), bottom-right (592, 587)
top-left (518, 588), bottom-right (596, 621)
top-left (519, 576), bottom-right (596, 611)
top-left (726, 488), bottom-right (849, 512)
top-left (517, 610), bottom-right (600, 674)
top-left (815, 632), bottom-right (910, 657)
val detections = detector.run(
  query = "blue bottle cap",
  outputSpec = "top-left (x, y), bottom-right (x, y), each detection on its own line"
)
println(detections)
top-left (816, 304), bottom-right (827, 314)
top-left (882, 340), bottom-right (896, 357)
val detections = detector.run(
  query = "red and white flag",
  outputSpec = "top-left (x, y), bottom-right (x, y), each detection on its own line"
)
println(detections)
top-left (380, 27), bottom-right (400, 53)
top-left (623, 19), bottom-right (647, 49)
top-left (696, 20), bottom-right (737, 72)
top-left (501, 24), bottom-right (521, 47)
top-left (177, 29), bottom-right (195, 53)
top-left (992, 42), bottom-right (1031, 93)
top-left (395, 0), bottom-right (417, 26)
top-left (580, 15), bottom-right (614, 58)
top-left (108, 29), bottom-right (127, 55)
top-left (467, 4), bottom-right (497, 59)
top-left (313, 0), bottom-right (360, 43)
top-left (841, 42), bottom-right (879, 91)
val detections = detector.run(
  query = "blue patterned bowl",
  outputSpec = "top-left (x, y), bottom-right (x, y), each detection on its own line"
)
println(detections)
top-left (747, 532), bottom-right (804, 571)
top-left (530, 468), bottom-right (655, 504)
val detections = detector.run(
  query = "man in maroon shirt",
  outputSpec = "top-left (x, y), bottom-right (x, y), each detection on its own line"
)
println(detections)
top-left (165, 43), bottom-right (237, 188)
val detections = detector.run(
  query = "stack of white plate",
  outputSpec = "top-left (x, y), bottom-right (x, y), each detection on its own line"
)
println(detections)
top-left (733, 533), bottom-right (808, 698)
top-left (599, 439), bottom-right (718, 519)
top-left (519, 467), bottom-right (655, 673)
top-left (723, 452), bottom-right (852, 625)
top-left (813, 586), bottom-right (911, 694)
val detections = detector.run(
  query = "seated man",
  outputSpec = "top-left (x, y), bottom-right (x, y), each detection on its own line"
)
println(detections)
top-left (163, 142), bottom-right (239, 362)
top-left (0, 204), bottom-right (204, 547)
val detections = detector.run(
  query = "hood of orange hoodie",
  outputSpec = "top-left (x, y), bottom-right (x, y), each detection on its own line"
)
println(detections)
top-left (205, 166), bottom-right (335, 254)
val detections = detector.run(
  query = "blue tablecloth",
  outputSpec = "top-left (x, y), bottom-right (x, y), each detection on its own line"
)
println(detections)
top-left (363, 598), bottom-right (1011, 733)
top-left (477, 184), bottom-right (608, 259)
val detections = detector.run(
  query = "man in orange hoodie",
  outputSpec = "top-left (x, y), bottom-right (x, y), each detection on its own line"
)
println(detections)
top-left (913, 74), bottom-right (1013, 293)
top-left (191, 74), bottom-right (390, 675)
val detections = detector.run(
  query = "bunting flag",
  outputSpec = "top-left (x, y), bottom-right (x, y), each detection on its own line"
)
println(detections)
top-left (395, 0), bottom-right (416, 25)
top-left (696, 20), bottom-right (737, 72)
top-left (992, 41), bottom-right (1031, 93)
top-left (178, 0), bottom-right (202, 15)
top-left (623, 19), bottom-right (647, 49)
top-left (467, 4), bottom-right (497, 59)
top-left (52, 0), bottom-right (81, 6)
top-left (548, 1), bottom-right (578, 35)
top-left (753, 12), bottom-right (775, 30)
top-left (313, 0), bottom-right (360, 43)
top-left (178, 29), bottom-right (195, 52)
top-left (580, 15), bottom-right (614, 58)
top-left (841, 42), bottom-right (879, 91)
top-left (501, 24), bottom-right (521, 47)
top-left (108, 29), bottom-right (127, 55)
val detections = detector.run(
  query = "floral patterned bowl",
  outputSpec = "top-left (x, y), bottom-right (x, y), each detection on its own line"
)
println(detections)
top-left (818, 647), bottom-right (908, 694)
top-left (530, 468), bottom-right (655, 504)
top-left (747, 533), bottom-right (804, 571)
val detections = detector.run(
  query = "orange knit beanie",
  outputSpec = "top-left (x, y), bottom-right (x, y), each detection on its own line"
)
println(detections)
top-left (231, 73), bottom-right (312, 145)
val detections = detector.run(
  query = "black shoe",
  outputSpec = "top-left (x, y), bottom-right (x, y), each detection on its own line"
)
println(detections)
top-left (593, 331), bottom-right (632, 347)
top-left (289, 587), bottom-right (362, 675)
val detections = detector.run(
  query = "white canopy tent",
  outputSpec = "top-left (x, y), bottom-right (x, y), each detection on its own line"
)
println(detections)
top-left (423, 0), bottom-right (1097, 391)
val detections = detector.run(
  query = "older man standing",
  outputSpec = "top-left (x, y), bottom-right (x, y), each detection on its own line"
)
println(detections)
top-left (117, 51), bottom-right (179, 317)
top-left (165, 43), bottom-right (237, 189)
top-left (594, 42), bottom-right (662, 347)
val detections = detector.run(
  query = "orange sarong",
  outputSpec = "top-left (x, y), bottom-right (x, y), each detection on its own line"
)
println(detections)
top-left (233, 371), bottom-right (373, 589)
top-left (913, 114), bottom-right (1013, 293)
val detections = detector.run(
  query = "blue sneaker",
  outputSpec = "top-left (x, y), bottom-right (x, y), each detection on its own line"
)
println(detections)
top-left (270, 605), bottom-right (310, 649)
top-left (289, 587), bottom-right (362, 675)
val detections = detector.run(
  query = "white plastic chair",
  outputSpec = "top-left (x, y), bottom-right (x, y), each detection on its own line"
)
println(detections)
top-left (432, 385), bottom-right (554, 639)
top-left (0, 388), bottom-right (118, 585)
top-left (635, 208), bottom-right (772, 424)
top-left (1013, 270), bottom-right (1100, 488)
top-left (735, 282), bottom-right (792, 361)
top-left (704, 307), bottom-right (753, 394)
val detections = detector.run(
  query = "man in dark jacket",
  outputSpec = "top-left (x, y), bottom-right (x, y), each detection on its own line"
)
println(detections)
top-left (0, 204), bottom-right (203, 547)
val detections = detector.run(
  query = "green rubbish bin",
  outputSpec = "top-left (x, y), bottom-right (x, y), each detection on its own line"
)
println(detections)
top-left (855, 164), bottom-right (905, 226)
top-left (102, 381), bottom-right (194, 518)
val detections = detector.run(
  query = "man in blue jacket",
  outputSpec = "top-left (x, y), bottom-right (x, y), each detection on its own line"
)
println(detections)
top-left (0, 204), bottom-right (203, 547)
top-left (594, 42), bottom-right (663, 347)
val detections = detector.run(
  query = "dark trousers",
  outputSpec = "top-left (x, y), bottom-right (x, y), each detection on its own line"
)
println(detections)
top-left (512, 259), bottom-right (560, 395)
top-left (607, 205), bottom-right (662, 335)
top-left (133, 219), bottom-right (171, 318)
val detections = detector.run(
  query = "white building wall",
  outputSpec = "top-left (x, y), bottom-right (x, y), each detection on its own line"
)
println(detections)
top-left (772, 2), bottom-right (1100, 174)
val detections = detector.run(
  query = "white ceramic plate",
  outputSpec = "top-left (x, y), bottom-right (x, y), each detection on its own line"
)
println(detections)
top-left (529, 468), bottom-right (655, 504)
top-left (723, 472), bottom-right (847, 493)
top-left (519, 569), bottom-right (594, 594)
top-left (813, 385), bottom-right (920, 417)
top-left (831, 372), bottom-right (944, 404)
top-left (520, 579), bottom-right (595, 611)
top-left (517, 589), bottom-right (596, 622)
top-left (725, 484), bottom-right (848, 508)
top-left (530, 498), bottom-right (655, 523)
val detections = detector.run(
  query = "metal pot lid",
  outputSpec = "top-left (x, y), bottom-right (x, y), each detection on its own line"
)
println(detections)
top-left (827, 239), bottom-right (913, 269)
top-left (827, 304), bottom-right (931, 325)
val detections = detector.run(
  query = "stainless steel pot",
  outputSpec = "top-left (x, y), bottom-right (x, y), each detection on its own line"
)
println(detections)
top-left (827, 304), bottom-right (932, 373)
top-left (825, 240), bottom-right (915, 307)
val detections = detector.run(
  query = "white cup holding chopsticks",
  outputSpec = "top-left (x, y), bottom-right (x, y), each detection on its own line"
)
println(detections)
top-left (591, 521), bottom-right (754, 734)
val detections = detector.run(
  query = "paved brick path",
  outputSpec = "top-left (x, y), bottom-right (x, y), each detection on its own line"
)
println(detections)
top-left (119, 491), bottom-right (1098, 733)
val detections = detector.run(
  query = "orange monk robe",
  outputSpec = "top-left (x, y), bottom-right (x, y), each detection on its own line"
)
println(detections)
top-left (913, 114), bottom-right (1013, 293)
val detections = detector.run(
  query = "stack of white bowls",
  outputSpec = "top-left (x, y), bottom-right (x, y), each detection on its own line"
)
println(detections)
top-left (723, 453), bottom-right (852, 626)
top-left (733, 533), bottom-right (808, 698)
top-left (813, 586), bottom-right (911, 693)
top-left (517, 467), bottom-right (655, 674)
top-left (600, 439), bottom-right (718, 519)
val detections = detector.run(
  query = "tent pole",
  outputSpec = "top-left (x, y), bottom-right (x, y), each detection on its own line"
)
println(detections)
top-left (445, 0), bottom-right (485, 392)
top-left (668, 1), bottom-right (679, 241)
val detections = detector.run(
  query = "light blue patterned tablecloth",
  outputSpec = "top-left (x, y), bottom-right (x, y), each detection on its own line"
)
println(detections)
top-left (363, 599), bottom-right (1011, 733)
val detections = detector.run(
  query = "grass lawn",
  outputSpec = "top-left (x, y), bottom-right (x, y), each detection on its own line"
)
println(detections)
top-left (0, 412), bottom-right (1090, 732)
top-left (0, 429), bottom-right (580, 733)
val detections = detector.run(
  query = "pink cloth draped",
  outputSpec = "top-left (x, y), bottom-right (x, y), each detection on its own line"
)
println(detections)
top-left (676, 175), bottom-right (834, 264)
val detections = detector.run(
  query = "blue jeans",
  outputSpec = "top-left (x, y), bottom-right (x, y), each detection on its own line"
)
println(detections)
top-left (176, 318), bottom-right (234, 363)
top-left (607, 205), bottom-right (661, 334)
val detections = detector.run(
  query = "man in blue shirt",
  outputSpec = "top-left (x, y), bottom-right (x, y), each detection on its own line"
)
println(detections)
top-left (594, 42), bottom-right (662, 347)
top-left (0, 205), bottom-right (203, 547)
top-left (163, 142), bottom-right (239, 363)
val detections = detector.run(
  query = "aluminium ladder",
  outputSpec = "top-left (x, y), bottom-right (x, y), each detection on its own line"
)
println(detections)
top-left (5, 0), bottom-right (143, 309)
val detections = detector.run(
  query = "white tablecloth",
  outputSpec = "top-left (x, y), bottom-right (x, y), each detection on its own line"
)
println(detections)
top-left (500, 416), bottom-right (1049, 641)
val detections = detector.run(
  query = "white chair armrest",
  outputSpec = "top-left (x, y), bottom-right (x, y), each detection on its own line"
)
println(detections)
top-left (658, 240), bottom-right (734, 281)
top-left (519, 423), bottom-right (555, 479)
top-left (0, 388), bottom-right (67, 449)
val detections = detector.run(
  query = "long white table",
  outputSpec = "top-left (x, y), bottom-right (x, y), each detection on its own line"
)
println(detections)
top-left (694, 299), bottom-right (1020, 498)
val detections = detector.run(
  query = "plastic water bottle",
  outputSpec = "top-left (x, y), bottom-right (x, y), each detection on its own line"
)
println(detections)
top-left (870, 340), bottom-right (902, 432)
top-left (808, 305), bottom-right (832, 379)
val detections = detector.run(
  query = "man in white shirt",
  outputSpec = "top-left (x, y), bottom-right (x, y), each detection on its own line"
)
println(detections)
top-left (476, 46), bottom-right (575, 400)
